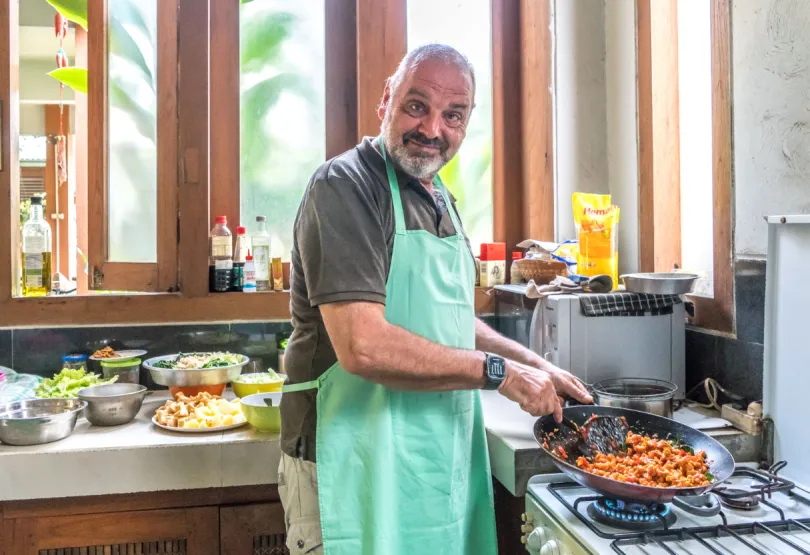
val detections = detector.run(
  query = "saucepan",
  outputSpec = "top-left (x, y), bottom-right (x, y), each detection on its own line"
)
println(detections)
top-left (568, 377), bottom-right (678, 418)
top-left (534, 405), bottom-right (735, 509)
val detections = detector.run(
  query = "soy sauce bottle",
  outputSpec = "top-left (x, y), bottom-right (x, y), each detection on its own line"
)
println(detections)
top-left (209, 216), bottom-right (233, 293)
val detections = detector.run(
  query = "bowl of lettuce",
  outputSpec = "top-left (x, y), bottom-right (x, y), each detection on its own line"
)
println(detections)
top-left (35, 368), bottom-right (118, 399)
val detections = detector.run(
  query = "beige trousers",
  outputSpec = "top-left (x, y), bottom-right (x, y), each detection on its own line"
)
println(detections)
top-left (278, 452), bottom-right (324, 554)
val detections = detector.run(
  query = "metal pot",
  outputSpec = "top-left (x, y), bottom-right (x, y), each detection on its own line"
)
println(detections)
top-left (589, 378), bottom-right (678, 418)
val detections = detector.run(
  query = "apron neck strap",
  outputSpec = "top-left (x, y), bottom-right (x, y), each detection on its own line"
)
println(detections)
top-left (379, 138), bottom-right (407, 234)
top-left (379, 137), bottom-right (461, 236)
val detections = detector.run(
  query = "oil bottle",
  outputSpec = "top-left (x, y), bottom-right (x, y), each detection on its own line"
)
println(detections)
top-left (21, 196), bottom-right (52, 297)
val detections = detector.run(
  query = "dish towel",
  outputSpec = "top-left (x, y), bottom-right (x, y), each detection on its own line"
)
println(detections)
top-left (524, 274), bottom-right (613, 299)
top-left (578, 292), bottom-right (682, 317)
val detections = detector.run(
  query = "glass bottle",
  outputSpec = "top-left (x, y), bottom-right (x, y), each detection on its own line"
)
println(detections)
top-left (209, 216), bottom-right (233, 293)
top-left (21, 196), bottom-right (53, 297)
top-left (232, 226), bottom-right (249, 292)
top-left (252, 216), bottom-right (272, 292)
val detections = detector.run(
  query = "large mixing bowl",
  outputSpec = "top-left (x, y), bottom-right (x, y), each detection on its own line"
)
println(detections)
top-left (143, 354), bottom-right (248, 387)
top-left (0, 398), bottom-right (87, 446)
top-left (78, 383), bottom-right (148, 426)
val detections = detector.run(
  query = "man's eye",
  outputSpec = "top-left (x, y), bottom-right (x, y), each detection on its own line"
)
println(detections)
top-left (408, 102), bottom-right (424, 112)
top-left (447, 113), bottom-right (461, 122)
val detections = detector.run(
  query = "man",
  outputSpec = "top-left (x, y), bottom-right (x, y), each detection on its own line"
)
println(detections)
top-left (280, 44), bottom-right (592, 555)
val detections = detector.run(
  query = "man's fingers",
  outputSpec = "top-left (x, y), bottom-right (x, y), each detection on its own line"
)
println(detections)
top-left (553, 398), bottom-right (563, 423)
top-left (555, 375), bottom-right (593, 404)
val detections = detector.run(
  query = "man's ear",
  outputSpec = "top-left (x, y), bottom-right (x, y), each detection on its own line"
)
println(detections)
top-left (377, 80), bottom-right (392, 121)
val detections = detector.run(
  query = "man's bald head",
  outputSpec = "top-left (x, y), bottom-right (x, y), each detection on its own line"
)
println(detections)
top-left (378, 45), bottom-right (476, 181)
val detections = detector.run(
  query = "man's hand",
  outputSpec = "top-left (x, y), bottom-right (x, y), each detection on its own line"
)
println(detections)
top-left (498, 360), bottom-right (593, 422)
top-left (543, 364), bottom-right (593, 405)
top-left (498, 360), bottom-right (564, 421)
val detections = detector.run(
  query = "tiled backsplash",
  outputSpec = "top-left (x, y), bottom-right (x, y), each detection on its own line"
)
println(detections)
top-left (685, 258), bottom-right (766, 402)
top-left (0, 322), bottom-right (292, 385)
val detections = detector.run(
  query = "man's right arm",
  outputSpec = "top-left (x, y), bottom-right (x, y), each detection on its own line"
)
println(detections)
top-left (320, 300), bottom-right (581, 420)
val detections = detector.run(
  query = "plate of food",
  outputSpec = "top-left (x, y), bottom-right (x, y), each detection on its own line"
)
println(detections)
top-left (90, 347), bottom-right (147, 362)
top-left (153, 391), bottom-right (247, 432)
top-left (143, 352), bottom-right (249, 387)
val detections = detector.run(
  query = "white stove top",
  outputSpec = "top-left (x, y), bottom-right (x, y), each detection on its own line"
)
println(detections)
top-left (524, 469), bottom-right (810, 555)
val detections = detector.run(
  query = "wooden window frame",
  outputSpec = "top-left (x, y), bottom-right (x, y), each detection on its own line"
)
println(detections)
top-left (0, 0), bottom-right (550, 327)
top-left (637, 0), bottom-right (734, 334)
top-left (86, 0), bottom-right (178, 293)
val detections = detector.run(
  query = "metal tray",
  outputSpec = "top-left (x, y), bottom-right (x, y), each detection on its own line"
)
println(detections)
top-left (621, 272), bottom-right (698, 295)
top-left (143, 353), bottom-right (248, 386)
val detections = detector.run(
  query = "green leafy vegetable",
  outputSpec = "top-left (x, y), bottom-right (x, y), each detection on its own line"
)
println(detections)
top-left (279, 339), bottom-right (288, 350)
top-left (152, 352), bottom-right (244, 370)
top-left (35, 368), bottom-right (117, 399)
top-left (705, 471), bottom-right (715, 482)
top-left (48, 68), bottom-right (88, 94)
top-left (234, 370), bottom-right (282, 384)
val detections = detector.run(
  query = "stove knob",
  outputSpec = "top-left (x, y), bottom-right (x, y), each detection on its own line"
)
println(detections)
top-left (526, 527), bottom-right (551, 551)
top-left (521, 512), bottom-right (535, 524)
top-left (540, 540), bottom-right (569, 555)
top-left (521, 524), bottom-right (534, 533)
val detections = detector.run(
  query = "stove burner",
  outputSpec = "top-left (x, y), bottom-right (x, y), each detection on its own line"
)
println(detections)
top-left (587, 499), bottom-right (677, 531)
top-left (715, 487), bottom-right (760, 510)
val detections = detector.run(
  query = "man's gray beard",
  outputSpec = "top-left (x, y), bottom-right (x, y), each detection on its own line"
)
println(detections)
top-left (381, 117), bottom-right (449, 180)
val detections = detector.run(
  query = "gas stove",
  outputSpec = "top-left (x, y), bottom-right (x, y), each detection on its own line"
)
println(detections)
top-left (521, 463), bottom-right (810, 554)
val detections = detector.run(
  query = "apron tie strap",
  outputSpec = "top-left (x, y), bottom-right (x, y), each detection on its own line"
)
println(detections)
top-left (282, 379), bottom-right (320, 393)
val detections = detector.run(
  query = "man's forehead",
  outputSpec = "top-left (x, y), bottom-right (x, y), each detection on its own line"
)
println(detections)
top-left (400, 59), bottom-right (473, 101)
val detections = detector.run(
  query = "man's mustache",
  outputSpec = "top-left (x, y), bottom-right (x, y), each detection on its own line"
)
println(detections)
top-left (402, 131), bottom-right (447, 151)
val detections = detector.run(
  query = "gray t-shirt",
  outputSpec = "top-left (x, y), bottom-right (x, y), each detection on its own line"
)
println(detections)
top-left (281, 136), bottom-right (472, 462)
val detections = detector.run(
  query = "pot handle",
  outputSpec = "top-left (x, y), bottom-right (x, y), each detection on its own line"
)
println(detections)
top-left (672, 493), bottom-right (722, 517)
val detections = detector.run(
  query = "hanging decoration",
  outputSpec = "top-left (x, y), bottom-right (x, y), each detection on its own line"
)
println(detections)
top-left (53, 12), bottom-right (69, 186)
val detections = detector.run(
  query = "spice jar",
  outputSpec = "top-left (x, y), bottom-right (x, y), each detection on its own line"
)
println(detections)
top-left (510, 251), bottom-right (525, 284)
top-left (62, 354), bottom-right (88, 373)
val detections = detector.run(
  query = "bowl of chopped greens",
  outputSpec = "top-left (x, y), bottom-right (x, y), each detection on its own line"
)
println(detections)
top-left (231, 369), bottom-right (286, 398)
top-left (143, 352), bottom-right (248, 387)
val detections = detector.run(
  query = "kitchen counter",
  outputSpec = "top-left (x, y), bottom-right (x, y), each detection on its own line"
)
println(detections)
top-left (1, 390), bottom-right (761, 502)
top-left (481, 390), bottom-right (764, 497)
top-left (0, 394), bottom-right (280, 501)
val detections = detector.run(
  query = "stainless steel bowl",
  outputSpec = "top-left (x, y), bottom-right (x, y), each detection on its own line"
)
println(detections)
top-left (0, 398), bottom-right (87, 446)
top-left (78, 383), bottom-right (148, 426)
top-left (591, 378), bottom-right (678, 418)
top-left (621, 272), bottom-right (698, 295)
top-left (143, 354), bottom-right (248, 386)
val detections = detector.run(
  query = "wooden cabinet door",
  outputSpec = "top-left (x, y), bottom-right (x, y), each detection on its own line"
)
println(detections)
top-left (220, 502), bottom-right (288, 555)
top-left (5, 506), bottom-right (219, 555)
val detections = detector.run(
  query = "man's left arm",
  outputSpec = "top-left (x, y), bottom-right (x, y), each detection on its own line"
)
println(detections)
top-left (474, 318), bottom-right (593, 403)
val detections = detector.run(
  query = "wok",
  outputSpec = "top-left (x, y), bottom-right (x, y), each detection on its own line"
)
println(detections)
top-left (534, 405), bottom-right (734, 504)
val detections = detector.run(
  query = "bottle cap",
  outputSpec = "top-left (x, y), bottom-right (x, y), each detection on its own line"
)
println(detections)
top-left (236, 226), bottom-right (246, 235)
top-left (512, 251), bottom-right (523, 261)
top-left (256, 216), bottom-right (267, 222)
top-left (246, 249), bottom-right (253, 261)
top-left (215, 216), bottom-right (227, 225)
top-left (62, 354), bottom-right (88, 363)
top-left (31, 196), bottom-right (43, 205)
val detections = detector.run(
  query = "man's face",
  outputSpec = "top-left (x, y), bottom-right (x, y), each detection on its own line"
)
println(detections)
top-left (379, 59), bottom-right (474, 180)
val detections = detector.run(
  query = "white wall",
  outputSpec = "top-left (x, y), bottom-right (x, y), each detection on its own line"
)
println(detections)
top-left (678, 0), bottom-right (714, 284)
top-left (553, 0), bottom-right (609, 243)
top-left (733, 0), bottom-right (810, 257)
top-left (20, 59), bottom-right (76, 105)
top-left (604, 0), bottom-right (639, 275)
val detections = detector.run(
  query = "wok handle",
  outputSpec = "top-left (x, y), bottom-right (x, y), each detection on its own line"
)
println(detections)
top-left (672, 493), bottom-right (721, 517)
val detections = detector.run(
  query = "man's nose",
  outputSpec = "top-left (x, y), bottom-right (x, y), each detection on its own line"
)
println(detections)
top-left (418, 111), bottom-right (442, 140)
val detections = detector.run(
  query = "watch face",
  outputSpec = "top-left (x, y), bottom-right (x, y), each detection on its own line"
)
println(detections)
top-left (489, 356), bottom-right (506, 379)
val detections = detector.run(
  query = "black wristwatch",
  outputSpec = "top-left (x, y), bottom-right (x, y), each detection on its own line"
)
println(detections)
top-left (483, 352), bottom-right (506, 390)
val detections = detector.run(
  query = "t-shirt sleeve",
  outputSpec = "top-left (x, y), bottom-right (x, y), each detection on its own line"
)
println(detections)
top-left (295, 173), bottom-right (388, 307)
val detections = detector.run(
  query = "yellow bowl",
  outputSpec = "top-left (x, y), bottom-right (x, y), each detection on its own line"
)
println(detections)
top-left (231, 374), bottom-right (286, 398)
top-left (241, 392), bottom-right (282, 433)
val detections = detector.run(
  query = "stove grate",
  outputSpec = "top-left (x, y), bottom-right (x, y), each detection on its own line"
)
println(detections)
top-left (610, 518), bottom-right (810, 554)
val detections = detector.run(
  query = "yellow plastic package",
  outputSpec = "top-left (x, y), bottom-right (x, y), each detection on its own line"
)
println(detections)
top-left (572, 193), bottom-right (620, 287)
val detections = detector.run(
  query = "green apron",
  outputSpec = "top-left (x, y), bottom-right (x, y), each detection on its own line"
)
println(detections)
top-left (283, 138), bottom-right (498, 555)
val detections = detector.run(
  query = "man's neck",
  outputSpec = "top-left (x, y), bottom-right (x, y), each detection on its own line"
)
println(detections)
top-left (419, 177), bottom-right (435, 193)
